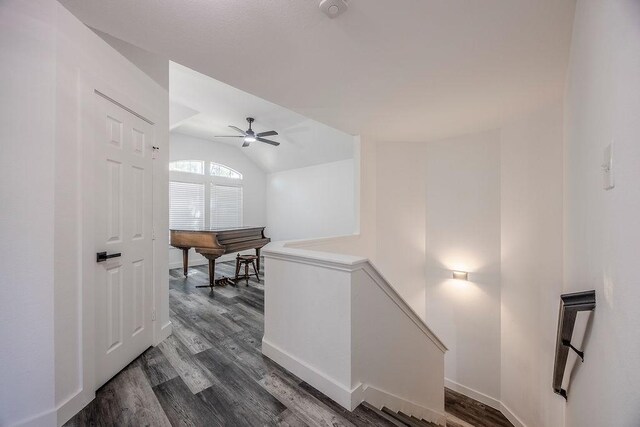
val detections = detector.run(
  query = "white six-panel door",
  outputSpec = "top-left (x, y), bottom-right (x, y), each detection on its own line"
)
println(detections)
top-left (94, 93), bottom-right (155, 388)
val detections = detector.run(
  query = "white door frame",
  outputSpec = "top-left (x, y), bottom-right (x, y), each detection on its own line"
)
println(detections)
top-left (76, 70), bottom-right (166, 413)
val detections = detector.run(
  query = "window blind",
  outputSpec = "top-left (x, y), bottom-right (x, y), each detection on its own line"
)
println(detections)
top-left (169, 181), bottom-right (205, 230)
top-left (210, 184), bottom-right (242, 229)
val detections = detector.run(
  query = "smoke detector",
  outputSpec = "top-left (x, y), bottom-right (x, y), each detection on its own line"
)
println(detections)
top-left (319, 0), bottom-right (348, 18)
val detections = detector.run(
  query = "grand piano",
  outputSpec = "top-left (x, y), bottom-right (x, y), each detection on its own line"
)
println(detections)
top-left (170, 226), bottom-right (270, 288)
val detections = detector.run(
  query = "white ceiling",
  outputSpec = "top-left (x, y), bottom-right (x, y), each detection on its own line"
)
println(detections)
top-left (61, 0), bottom-right (576, 143)
top-left (169, 62), bottom-right (354, 174)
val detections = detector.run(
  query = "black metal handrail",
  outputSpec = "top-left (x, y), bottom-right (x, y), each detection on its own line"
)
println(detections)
top-left (553, 290), bottom-right (596, 399)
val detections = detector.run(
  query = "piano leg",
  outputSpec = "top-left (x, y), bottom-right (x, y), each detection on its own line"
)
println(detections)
top-left (256, 248), bottom-right (261, 272)
top-left (182, 248), bottom-right (189, 277)
top-left (195, 257), bottom-right (216, 290)
top-left (208, 258), bottom-right (215, 287)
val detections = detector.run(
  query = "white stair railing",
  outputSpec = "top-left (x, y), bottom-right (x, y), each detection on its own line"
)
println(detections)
top-left (262, 237), bottom-right (448, 426)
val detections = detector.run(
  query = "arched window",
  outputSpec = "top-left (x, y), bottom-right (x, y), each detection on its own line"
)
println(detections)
top-left (169, 160), bottom-right (204, 174)
top-left (169, 160), bottom-right (243, 230)
top-left (210, 162), bottom-right (242, 179)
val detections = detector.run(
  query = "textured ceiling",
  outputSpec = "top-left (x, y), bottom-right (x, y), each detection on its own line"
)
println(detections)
top-left (169, 62), bottom-right (354, 174)
top-left (60, 0), bottom-right (576, 142)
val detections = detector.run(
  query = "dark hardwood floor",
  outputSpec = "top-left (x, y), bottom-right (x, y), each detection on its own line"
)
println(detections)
top-left (65, 261), bottom-right (512, 427)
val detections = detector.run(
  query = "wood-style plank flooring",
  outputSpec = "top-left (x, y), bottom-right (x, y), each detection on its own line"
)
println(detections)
top-left (65, 261), bottom-right (512, 427)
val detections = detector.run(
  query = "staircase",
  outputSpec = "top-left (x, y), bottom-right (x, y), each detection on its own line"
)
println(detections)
top-left (362, 403), bottom-right (440, 426)
top-left (262, 236), bottom-right (448, 425)
top-left (363, 403), bottom-right (470, 427)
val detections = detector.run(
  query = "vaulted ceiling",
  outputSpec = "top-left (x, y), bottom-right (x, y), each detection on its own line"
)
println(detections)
top-left (60, 0), bottom-right (576, 142)
top-left (169, 62), bottom-right (355, 174)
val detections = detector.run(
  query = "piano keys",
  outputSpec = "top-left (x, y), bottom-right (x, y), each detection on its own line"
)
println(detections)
top-left (170, 226), bottom-right (270, 288)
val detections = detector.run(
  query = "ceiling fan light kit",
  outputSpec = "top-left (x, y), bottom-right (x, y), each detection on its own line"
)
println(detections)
top-left (214, 117), bottom-right (280, 148)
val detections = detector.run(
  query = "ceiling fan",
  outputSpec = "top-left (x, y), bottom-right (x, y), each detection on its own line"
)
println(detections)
top-left (215, 117), bottom-right (280, 147)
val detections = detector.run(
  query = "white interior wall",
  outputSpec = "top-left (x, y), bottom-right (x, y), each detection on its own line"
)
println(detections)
top-left (424, 131), bottom-right (502, 405)
top-left (262, 240), bottom-right (447, 423)
top-left (5, 1), bottom-right (638, 426)
top-left (299, 138), bottom-right (377, 260)
top-left (54, 4), bottom-right (171, 424)
top-left (500, 103), bottom-right (565, 427)
top-left (563, 1), bottom-right (640, 426)
top-left (0, 2), bottom-right (170, 425)
top-left (169, 132), bottom-right (267, 266)
top-left (0, 1), bottom-right (57, 424)
top-left (375, 142), bottom-right (428, 318)
top-left (92, 28), bottom-right (169, 90)
top-left (265, 159), bottom-right (356, 242)
top-left (358, 139), bottom-right (378, 259)
top-left (374, 132), bottom-right (502, 404)
top-left (372, 113), bottom-right (566, 424)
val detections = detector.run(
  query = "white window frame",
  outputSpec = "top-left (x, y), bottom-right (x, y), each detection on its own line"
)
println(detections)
top-left (169, 160), bottom-right (244, 230)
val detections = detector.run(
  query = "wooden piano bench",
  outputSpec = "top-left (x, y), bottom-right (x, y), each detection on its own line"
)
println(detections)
top-left (234, 254), bottom-right (260, 286)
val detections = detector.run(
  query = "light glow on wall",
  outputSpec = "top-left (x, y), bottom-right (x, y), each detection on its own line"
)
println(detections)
top-left (438, 250), bottom-right (483, 274)
top-left (440, 277), bottom-right (484, 303)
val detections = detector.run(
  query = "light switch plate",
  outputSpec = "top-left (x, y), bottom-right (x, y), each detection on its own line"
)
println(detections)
top-left (602, 143), bottom-right (614, 190)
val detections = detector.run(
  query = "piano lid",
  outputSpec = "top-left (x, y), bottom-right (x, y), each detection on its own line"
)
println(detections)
top-left (169, 226), bottom-right (265, 233)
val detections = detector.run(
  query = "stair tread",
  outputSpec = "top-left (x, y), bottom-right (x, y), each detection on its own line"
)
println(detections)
top-left (381, 407), bottom-right (412, 426)
top-left (361, 403), bottom-right (406, 427)
top-left (409, 414), bottom-right (439, 427)
top-left (380, 407), bottom-right (426, 427)
top-left (401, 411), bottom-right (438, 427)
top-left (364, 404), bottom-right (441, 427)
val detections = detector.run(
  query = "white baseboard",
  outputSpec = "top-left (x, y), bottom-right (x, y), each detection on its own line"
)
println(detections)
top-left (362, 386), bottom-right (447, 426)
top-left (55, 321), bottom-right (172, 426)
top-left (54, 321), bottom-right (171, 427)
top-left (444, 378), bottom-right (527, 427)
top-left (261, 338), bottom-right (356, 410)
top-left (12, 386), bottom-right (94, 427)
top-left (55, 388), bottom-right (95, 427)
top-left (263, 338), bottom-right (447, 425)
top-left (500, 401), bottom-right (527, 427)
top-left (445, 378), bottom-right (501, 411)
top-left (13, 408), bottom-right (57, 427)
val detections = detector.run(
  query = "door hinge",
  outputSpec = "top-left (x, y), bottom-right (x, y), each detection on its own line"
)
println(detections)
top-left (152, 309), bottom-right (156, 321)
top-left (152, 227), bottom-right (156, 240)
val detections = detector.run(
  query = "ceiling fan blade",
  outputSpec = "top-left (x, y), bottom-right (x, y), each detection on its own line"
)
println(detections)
top-left (214, 135), bottom-right (244, 138)
top-left (228, 125), bottom-right (247, 135)
top-left (257, 137), bottom-right (280, 146)
top-left (257, 130), bottom-right (278, 137)
top-left (242, 140), bottom-right (251, 147)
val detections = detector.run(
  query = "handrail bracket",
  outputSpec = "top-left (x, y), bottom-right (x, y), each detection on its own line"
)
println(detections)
top-left (552, 290), bottom-right (595, 400)
top-left (561, 339), bottom-right (584, 361)
top-left (554, 388), bottom-right (568, 401)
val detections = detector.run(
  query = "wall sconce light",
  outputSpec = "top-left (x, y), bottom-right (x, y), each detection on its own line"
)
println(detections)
top-left (452, 271), bottom-right (469, 281)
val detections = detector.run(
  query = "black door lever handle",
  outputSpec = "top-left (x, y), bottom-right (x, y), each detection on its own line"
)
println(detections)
top-left (96, 251), bottom-right (122, 262)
